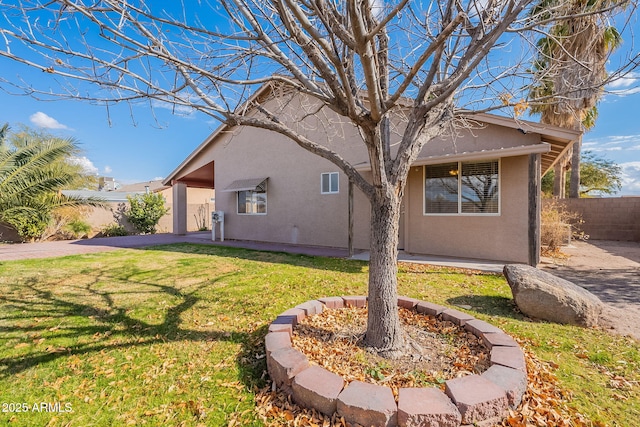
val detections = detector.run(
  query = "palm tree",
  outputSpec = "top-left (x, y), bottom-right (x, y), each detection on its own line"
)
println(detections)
top-left (0, 124), bottom-right (102, 240)
top-left (529, 0), bottom-right (624, 198)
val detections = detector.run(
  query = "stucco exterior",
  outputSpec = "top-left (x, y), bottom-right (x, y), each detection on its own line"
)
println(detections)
top-left (164, 86), bottom-right (580, 264)
top-left (404, 156), bottom-right (530, 263)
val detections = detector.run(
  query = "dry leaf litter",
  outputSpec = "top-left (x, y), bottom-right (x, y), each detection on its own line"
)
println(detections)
top-left (255, 307), bottom-right (594, 427)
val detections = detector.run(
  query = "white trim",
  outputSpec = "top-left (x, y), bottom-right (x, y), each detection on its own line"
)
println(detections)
top-left (321, 172), bottom-right (340, 194)
top-left (423, 159), bottom-right (501, 216)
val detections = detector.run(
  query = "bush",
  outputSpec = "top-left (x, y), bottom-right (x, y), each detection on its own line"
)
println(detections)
top-left (5, 212), bottom-right (50, 242)
top-left (65, 219), bottom-right (92, 239)
top-left (125, 193), bottom-right (170, 234)
top-left (541, 200), bottom-right (587, 253)
top-left (100, 224), bottom-right (129, 237)
top-left (194, 204), bottom-right (209, 231)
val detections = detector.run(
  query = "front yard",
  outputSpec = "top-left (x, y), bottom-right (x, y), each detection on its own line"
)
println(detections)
top-left (0, 244), bottom-right (638, 426)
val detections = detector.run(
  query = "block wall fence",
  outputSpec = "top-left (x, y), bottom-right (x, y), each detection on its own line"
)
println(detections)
top-left (546, 197), bottom-right (640, 242)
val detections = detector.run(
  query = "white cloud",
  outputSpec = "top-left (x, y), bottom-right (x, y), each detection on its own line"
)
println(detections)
top-left (153, 176), bottom-right (164, 181)
top-left (583, 134), bottom-right (640, 153)
top-left (150, 100), bottom-right (196, 118)
top-left (371, 0), bottom-right (385, 19)
top-left (619, 161), bottom-right (640, 195)
top-left (607, 72), bottom-right (640, 96)
top-left (69, 156), bottom-right (99, 175)
top-left (29, 112), bottom-right (70, 130)
top-left (104, 166), bottom-right (112, 174)
top-left (607, 72), bottom-right (639, 89)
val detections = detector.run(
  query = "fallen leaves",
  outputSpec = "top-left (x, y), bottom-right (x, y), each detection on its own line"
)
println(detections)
top-left (292, 307), bottom-right (489, 394)
top-left (255, 307), bottom-right (596, 427)
top-left (500, 344), bottom-right (591, 427)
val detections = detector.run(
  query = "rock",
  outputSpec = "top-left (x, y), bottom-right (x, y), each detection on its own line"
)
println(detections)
top-left (503, 264), bottom-right (603, 327)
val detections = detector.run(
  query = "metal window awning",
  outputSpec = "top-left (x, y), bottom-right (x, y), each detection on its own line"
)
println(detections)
top-left (222, 177), bottom-right (268, 192)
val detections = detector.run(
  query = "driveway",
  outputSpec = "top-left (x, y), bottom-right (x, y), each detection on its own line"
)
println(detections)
top-left (541, 240), bottom-right (640, 341)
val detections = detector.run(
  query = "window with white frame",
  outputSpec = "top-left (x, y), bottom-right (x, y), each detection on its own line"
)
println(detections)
top-left (238, 187), bottom-right (267, 214)
top-left (424, 160), bottom-right (499, 215)
top-left (321, 172), bottom-right (339, 194)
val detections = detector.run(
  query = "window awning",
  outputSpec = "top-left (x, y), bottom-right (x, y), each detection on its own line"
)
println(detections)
top-left (222, 177), bottom-right (268, 192)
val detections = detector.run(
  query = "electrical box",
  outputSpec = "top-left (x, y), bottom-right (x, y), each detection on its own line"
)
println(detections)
top-left (211, 211), bottom-right (224, 242)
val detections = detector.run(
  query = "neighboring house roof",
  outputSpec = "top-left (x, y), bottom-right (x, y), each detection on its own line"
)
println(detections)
top-left (163, 82), bottom-right (580, 186)
top-left (61, 190), bottom-right (146, 203)
top-left (117, 180), bottom-right (168, 193)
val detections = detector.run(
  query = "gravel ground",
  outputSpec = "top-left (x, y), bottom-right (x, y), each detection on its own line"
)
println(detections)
top-left (540, 240), bottom-right (640, 341)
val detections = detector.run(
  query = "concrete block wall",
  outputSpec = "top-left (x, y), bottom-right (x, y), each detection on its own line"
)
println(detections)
top-left (547, 197), bottom-right (640, 242)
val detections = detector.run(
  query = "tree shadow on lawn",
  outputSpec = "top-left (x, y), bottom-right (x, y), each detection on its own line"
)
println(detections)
top-left (0, 269), bottom-right (269, 391)
top-left (446, 295), bottom-right (523, 320)
top-left (142, 243), bottom-right (367, 274)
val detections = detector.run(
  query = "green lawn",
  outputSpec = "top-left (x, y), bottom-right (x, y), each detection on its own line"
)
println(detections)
top-left (0, 244), bottom-right (638, 426)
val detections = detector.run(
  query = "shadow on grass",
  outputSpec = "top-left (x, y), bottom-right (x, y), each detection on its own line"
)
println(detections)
top-left (0, 268), bottom-right (270, 391)
top-left (446, 295), bottom-right (522, 319)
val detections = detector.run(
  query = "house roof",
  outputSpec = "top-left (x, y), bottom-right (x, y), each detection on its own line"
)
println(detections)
top-left (61, 190), bottom-right (145, 202)
top-left (117, 180), bottom-right (168, 193)
top-left (469, 113), bottom-right (580, 173)
top-left (163, 83), bottom-right (580, 186)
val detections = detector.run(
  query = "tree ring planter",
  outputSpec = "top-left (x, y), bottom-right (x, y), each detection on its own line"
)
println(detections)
top-left (265, 296), bottom-right (528, 427)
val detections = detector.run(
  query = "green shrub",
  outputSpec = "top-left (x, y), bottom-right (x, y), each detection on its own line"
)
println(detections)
top-left (5, 212), bottom-right (50, 242)
top-left (100, 224), bottom-right (129, 237)
top-left (65, 219), bottom-right (92, 239)
top-left (125, 193), bottom-right (169, 234)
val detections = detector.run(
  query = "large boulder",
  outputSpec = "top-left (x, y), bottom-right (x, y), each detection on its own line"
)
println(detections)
top-left (503, 264), bottom-right (603, 327)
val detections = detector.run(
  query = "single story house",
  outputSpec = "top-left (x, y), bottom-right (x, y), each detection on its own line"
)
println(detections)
top-left (163, 85), bottom-right (579, 265)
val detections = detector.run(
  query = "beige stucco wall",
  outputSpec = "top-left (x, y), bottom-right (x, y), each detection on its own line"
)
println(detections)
top-left (212, 126), bottom-right (355, 247)
top-left (418, 122), bottom-right (540, 159)
top-left (403, 155), bottom-right (530, 263)
top-left (169, 93), bottom-right (543, 262)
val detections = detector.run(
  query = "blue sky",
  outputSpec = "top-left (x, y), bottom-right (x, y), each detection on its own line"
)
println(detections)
top-left (1, 6), bottom-right (639, 195)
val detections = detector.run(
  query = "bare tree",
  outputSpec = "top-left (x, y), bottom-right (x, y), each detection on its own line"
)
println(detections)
top-left (0, 0), bottom-right (637, 356)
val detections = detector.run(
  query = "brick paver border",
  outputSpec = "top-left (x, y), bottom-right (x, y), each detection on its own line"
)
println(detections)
top-left (265, 296), bottom-right (527, 427)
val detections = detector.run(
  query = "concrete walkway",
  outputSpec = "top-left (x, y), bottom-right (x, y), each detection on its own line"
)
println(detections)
top-left (0, 232), bottom-right (348, 261)
top-left (540, 240), bottom-right (640, 341)
top-left (0, 232), bottom-right (504, 272)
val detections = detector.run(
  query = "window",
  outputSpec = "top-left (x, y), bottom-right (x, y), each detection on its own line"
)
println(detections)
top-left (238, 187), bottom-right (267, 215)
top-left (321, 172), bottom-right (339, 194)
top-left (424, 160), bottom-right (499, 215)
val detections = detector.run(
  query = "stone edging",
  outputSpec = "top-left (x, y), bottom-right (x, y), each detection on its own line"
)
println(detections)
top-left (265, 296), bottom-right (527, 427)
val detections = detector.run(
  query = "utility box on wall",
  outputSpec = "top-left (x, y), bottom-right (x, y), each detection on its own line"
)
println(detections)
top-left (211, 211), bottom-right (224, 241)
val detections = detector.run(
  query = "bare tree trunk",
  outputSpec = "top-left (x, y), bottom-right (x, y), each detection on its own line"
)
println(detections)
top-left (569, 138), bottom-right (581, 198)
top-left (365, 192), bottom-right (404, 357)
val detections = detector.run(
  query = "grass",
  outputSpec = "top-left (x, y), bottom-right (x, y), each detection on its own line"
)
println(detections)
top-left (0, 244), bottom-right (638, 426)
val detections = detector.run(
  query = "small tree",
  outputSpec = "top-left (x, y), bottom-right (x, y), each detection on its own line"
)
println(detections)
top-left (0, 124), bottom-right (102, 241)
top-left (125, 193), bottom-right (169, 234)
top-left (541, 151), bottom-right (622, 197)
